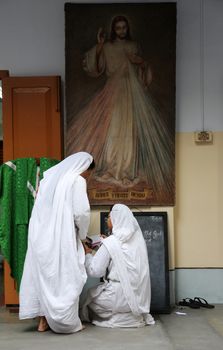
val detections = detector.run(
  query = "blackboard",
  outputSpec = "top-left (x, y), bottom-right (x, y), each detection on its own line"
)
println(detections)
top-left (100, 211), bottom-right (170, 314)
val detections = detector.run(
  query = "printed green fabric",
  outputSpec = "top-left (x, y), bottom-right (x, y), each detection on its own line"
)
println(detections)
top-left (0, 157), bottom-right (60, 291)
top-left (39, 157), bottom-right (59, 180)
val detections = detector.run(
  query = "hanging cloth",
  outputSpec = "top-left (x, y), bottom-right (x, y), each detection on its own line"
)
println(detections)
top-left (0, 157), bottom-right (59, 290)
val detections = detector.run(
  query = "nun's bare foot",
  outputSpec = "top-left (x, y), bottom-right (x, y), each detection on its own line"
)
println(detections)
top-left (38, 316), bottom-right (49, 332)
top-left (76, 324), bottom-right (86, 333)
top-left (78, 324), bottom-right (86, 332)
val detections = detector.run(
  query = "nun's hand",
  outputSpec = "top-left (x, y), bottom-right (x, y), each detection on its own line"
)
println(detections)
top-left (83, 242), bottom-right (93, 255)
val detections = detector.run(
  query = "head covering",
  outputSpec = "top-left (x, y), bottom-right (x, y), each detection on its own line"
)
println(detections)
top-left (37, 151), bottom-right (93, 207)
top-left (103, 204), bottom-right (151, 316)
top-left (20, 152), bottom-right (93, 333)
top-left (110, 203), bottom-right (139, 242)
top-left (30, 152), bottom-right (93, 251)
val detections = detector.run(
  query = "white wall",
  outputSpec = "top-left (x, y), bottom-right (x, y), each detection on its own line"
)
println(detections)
top-left (176, 0), bottom-right (223, 132)
top-left (0, 0), bottom-right (65, 78)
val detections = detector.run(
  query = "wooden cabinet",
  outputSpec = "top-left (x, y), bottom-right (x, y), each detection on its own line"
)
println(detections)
top-left (2, 76), bottom-right (63, 161)
top-left (2, 75), bottom-right (63, 304)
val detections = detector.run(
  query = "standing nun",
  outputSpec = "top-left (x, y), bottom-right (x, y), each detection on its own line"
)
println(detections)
top-left (82, 204), bottom-right (155, 328)
top-left (19, 152), bottom-right (94, 333)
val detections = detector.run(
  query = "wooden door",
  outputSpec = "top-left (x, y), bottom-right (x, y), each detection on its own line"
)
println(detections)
top-left (2, 76), bottom-right (62, 161)
top-left (2, 75), bottom-right (63, 304)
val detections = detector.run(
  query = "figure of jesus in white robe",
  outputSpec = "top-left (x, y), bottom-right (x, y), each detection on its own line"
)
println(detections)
top-left (67, 15), bottom-right (174, 200)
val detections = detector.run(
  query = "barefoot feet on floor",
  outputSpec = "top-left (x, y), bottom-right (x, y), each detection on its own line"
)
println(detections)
top-left (38, 316), bottom-right (49, 332)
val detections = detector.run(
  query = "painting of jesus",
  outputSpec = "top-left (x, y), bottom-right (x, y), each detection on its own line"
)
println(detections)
top-left (65, 3), bottom-right (176, 205)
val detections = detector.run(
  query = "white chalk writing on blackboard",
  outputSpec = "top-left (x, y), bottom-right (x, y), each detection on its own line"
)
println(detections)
top-left (143, 230), bottom-right (162, 242)
top-left (151, 216), bottom-right (163, 223)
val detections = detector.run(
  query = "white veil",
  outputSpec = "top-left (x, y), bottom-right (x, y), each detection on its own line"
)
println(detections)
top-left (19, 152), bottom-right (93, 333)
top-left (103, 204), bottom-right (151, 316)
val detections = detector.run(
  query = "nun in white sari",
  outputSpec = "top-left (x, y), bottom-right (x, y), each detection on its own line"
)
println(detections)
top-left (19, 152), bottom-right (93, 333)
top-left (81, 204), bottom-right (155, 328)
